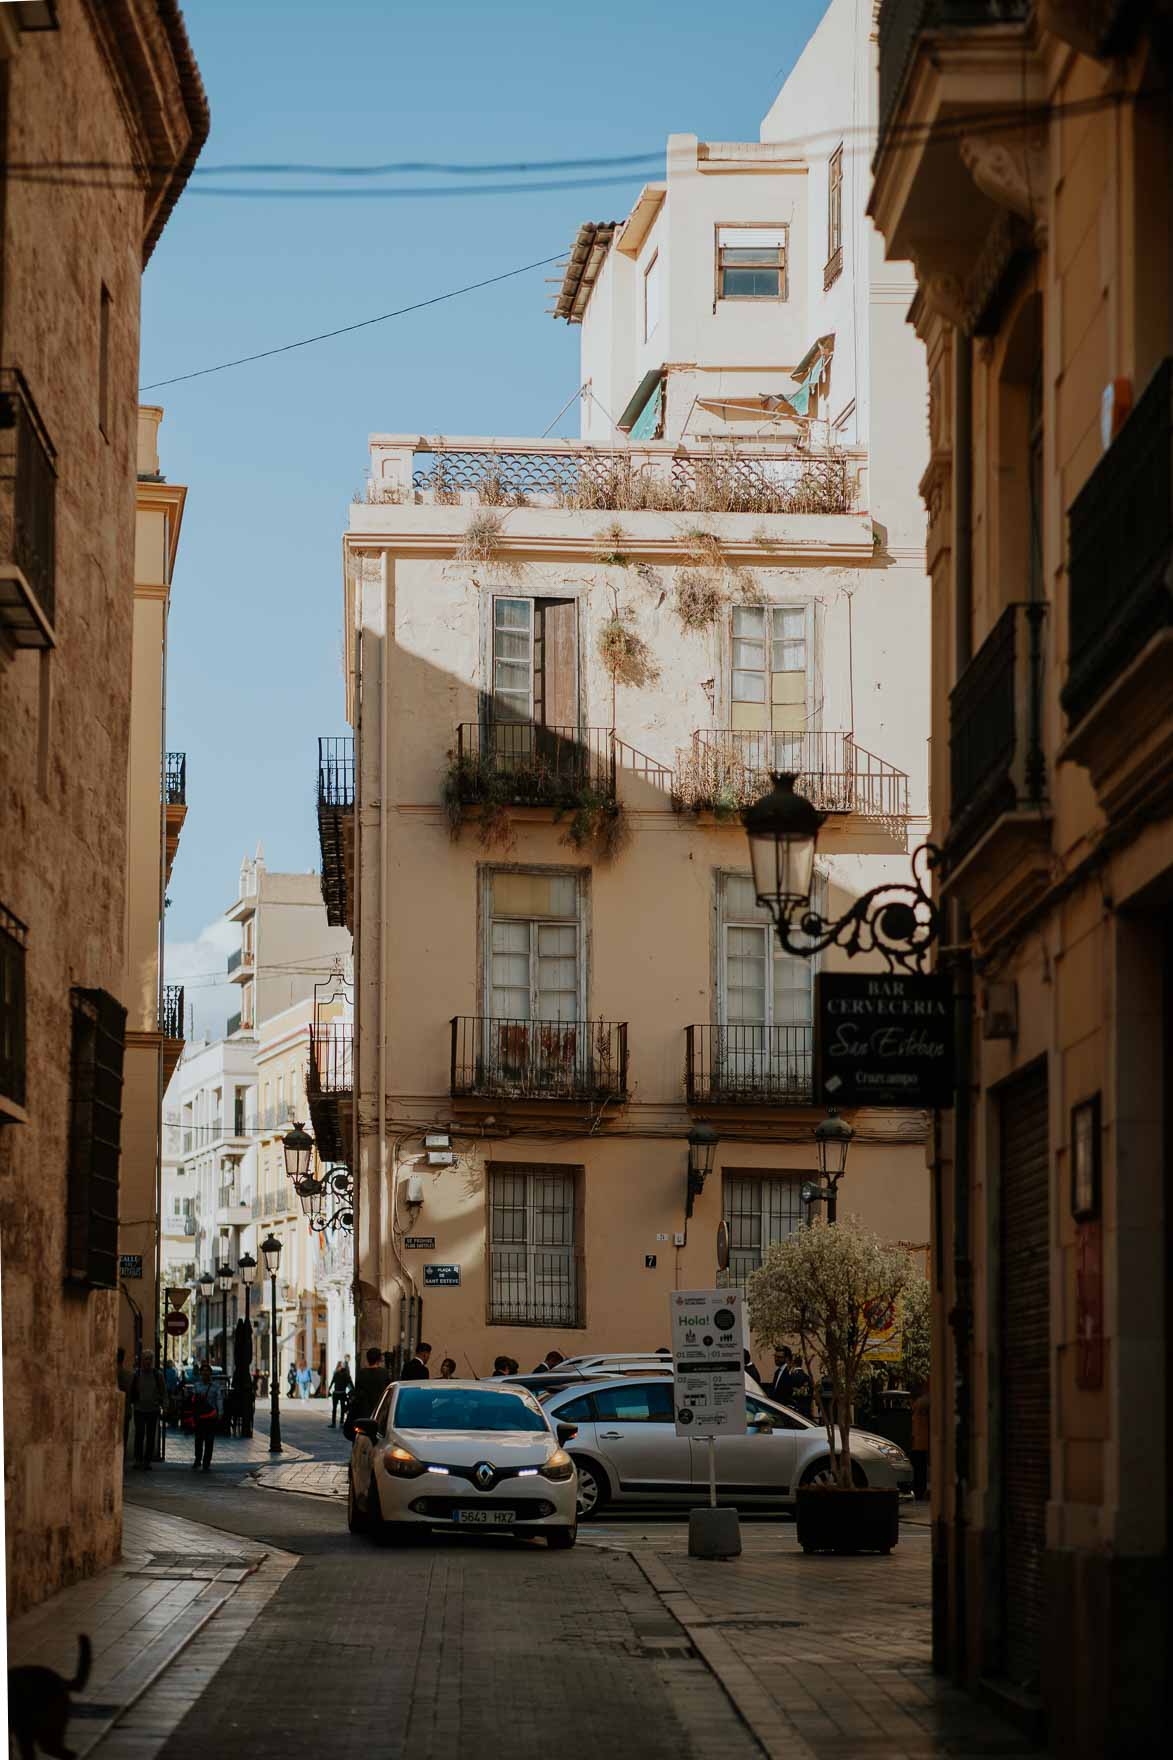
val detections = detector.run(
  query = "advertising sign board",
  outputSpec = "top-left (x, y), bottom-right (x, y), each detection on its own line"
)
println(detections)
top-left (815, 972), bottom-right (954, 1108)
top-left (669, 1289), bottom-right (747, 1439)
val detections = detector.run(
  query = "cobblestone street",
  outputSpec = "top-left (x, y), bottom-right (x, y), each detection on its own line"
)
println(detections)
top-left (2, 1402), bottom-right (1039, 1760)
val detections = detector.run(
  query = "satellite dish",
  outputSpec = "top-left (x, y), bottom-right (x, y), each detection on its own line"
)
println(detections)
top-left (716, 1218), bottom-right (730, 1271)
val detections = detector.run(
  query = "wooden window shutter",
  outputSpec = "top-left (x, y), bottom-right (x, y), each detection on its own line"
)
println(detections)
top-left (66, 987), bottom-right (127, 1289)
top-left (534, 599), bottom-right (578, 729)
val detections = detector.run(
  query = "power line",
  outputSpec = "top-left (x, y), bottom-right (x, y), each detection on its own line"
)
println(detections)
top-left (2, 150), bottom-right (661, 178)
top-left (12, 170), bottom-right (649, 199)
top-left (138, 253), bottom-right (565, 390)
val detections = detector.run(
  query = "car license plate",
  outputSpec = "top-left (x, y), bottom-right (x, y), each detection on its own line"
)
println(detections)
top-left (454, 1508), bottom-right (515, 1526)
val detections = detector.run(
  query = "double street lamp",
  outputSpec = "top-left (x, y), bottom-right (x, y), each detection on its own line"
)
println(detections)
top-left (238, 1251), bottom-right (257, 1438)
top-left (802, 1109), bottom-right (854, 1223)
top-left (198, 1270), bottom-right (214, 1361)
top-left (216, 1261), bottom-right (233, 1368)
top-left (260, 1232), bottom-right (283, 1454)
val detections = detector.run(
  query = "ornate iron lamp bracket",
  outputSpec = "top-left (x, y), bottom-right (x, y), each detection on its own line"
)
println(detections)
top-left (765, 843), bottom-right (945, 973)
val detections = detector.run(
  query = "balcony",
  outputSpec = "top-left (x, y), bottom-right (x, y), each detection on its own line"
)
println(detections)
top-left (686, 1025), bottom-right (813, 1107)
top-left (0, 369), bottom-right (57, 649)
top-left (159, 983), bottom-right (185, 1082)
top-left (1061, 359), bottom-right (1173, 822)
top-left (943, 602), bottom-right (1050, 939)
top-left (451, 1017), bottom-right (628, 1104)
top-left (369, 435), bottom-right (859, 517)
top-left (0, 903), bottom-right (28, 1123)
top-left (163, 752), bottom-right (187, 886)
top-left (676, 731), bottom-right (909, 825)
top-left (318, 736), bottom-right (354, 931)
top-left (227, 942), bottom-right (254, 982)
top-left (871, 2), bottom-right (1041, 338)
top-left (453, 723), bottom-right (615, 808)
top-left (227, 1011), bottom-right (242, 1038)
top-left (307, 1021), bottom-right (353, 1165)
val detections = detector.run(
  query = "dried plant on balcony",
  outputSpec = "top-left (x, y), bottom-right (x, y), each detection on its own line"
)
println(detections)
top-left (592, 520), bottom-right (631, 567)
top-left (673, 738), bottom-right (759, 820)
top-left (442, 752), bottom-right (515, 852)
top-left (598, 614), bottom-right (659, 688)
top-left (555, 788), bottom-right (629, 862)
top-left (478, 469), bottom-right (530, 510)
top-left (675, 567), bottom-right (725, 630)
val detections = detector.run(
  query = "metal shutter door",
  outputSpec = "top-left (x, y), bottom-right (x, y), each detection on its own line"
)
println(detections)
top-left (999, 1063), bottom-right (1051, 1688)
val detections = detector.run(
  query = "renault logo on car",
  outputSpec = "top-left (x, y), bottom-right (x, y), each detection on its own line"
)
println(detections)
top-left (474, 1461), bottom-right (495, 1489)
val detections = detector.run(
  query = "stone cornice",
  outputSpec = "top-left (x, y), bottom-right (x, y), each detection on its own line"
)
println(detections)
top-left (343, 519), bottom-right (877, 570)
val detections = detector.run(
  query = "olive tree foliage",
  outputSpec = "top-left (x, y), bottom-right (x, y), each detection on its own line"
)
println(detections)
top-left (899, 1272), bottom-right (931, 1389)
top-left (747, 1217), bottom-right (916, 1489)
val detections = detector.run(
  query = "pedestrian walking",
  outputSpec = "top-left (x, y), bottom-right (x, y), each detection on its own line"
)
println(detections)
top-left (296, 1359), bottom-right (313, 1400)
top-left (743, 1348), bottom-right (765, 1390)
top-left (769, 1347), bottom-right (794, 1404)
top-left (346, 1346), bottom-right (391, 1436)
top-left (328, 1358), bottom-right (353, 1427)
top-left (192, 1362), bottom-right (222, 1471)
top-left (286, 1362), bottom-right (298, 1399)
top-left (531, 1348), bottom-right (565, 1374)
top-left (401, 1342), bottom-right (432, 1380)
top-left (911, 1378), bottom-right (930, 1500)
top-left (129, 1352), bottom-right (165, 1470)
top-left (439, 1358), bottom-right (457, 1380)
top-left (116, 1346), bottom-right (134, 1452)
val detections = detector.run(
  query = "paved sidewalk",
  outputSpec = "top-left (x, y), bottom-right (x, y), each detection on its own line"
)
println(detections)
top-left (6, 1505), bottom-right (298, 1760)
top-left (252, 1459), bottom-right (346, 1499)
top-left (148, 1425), bottom-right (309, 1469)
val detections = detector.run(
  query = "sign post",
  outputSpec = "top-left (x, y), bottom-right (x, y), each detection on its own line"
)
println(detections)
top-left (670, 1289), bottom-right (745, 1558)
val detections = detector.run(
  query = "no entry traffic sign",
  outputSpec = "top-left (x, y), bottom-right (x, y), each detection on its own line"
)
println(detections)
top-left (164, 1311), bottom-right (189, 1337)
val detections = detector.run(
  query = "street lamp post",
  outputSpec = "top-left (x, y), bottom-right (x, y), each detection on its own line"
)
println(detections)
top-left (198, 1270), bottom-right (214, 1361)
top-left (261, 1233), bottom-right (282, 1454)
top-left (685, 1123), bottom-right (719, 1220)
top-left (238, 1251), bottom-right (257, 1438)
top-left (216, 1262), bottom-right (233, 1369)
top-left (801, 1109), bottom-right (854, 1223)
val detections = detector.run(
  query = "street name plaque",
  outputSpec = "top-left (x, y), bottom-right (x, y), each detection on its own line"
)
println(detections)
top-left (815, 972), bottom-right (954, 1108)
top-left (119, 1253), bottom-right (143, 1280)
top-left (423, 1264), bottom-right (460, 1287)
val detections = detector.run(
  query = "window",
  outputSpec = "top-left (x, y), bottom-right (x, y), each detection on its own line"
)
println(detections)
top-left (717, 874), bottom-right (813, 1098)
top-left (746, 1393), bottom-right (806, 1431)
top-left (233, 1086), bottom-right (247, 1135)
top-left (553, 1393), bottom-right (595, 1422)
top-left (490, 596), bottom-right (578, 730)
top-left (489, 1166), bottom-right (581, 1325)
top-left (240, 980), bottom-right (254, 1028)
top-left (98, 284), bottom-right (112, 439)
top-left (276, 1073), bottom-right (284, 1119)
top-left (487, 871), bottom-right (581, 1023)
top-left (825, 146), bottom-right (843, 288)
top-left (717, 226), bottom-right (787, 300)
top-left (731, 603), bottom-right (808, 736)
top-left (0, 905), bottom-right (28, 1114)
top-left (643, 251), bottom-right (661, 340)
top-left (592, 1382), bottom-right (674, 1423)
top-left (66, 987), bottom-right (127, 1288)
top-left (723, 1172), bottom-right (805, 1290)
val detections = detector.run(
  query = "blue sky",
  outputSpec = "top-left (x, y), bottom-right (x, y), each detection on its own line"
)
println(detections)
top-left (152, 0), bottom-right (829, 1032)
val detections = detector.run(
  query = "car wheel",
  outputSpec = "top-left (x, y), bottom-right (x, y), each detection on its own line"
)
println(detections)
top-left (799, 1458), bottom-right (867, 1489)
top-left (346, 1469), bottom-right (368, 1535)
top-left (572, 1457), bottom-right (609, 1520)
top-left (546, 1525), bottom-right (577, 1550)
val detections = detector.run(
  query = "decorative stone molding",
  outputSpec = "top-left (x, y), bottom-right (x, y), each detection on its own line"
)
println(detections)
top-left (959, 133), bottom-right (1048, 231)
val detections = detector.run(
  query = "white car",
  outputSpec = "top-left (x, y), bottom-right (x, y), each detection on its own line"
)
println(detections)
top-left (347, 1380), bottom-right (579, 1548)
top-left (541, 1375), bottom-right (912, 1518)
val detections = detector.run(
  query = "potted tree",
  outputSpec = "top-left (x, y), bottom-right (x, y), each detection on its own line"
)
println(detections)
top-left (748, 1216), bottom-right (915, 1555)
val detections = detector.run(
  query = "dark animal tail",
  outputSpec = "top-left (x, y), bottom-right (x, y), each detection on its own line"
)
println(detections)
top-left (69, 1634), bottom-right (92, 1693)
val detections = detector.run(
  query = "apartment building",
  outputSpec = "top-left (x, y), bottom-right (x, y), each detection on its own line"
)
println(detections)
top-left (0, 1), bottom-right (207, 1613)
top-left (225, 847), bottom-right (350, 1036)
top-left (116, 405), bottom-right (190, 1369)
top-left (330, 14), bottom-right (933, 1375)
top-left (869, 0), bottom-right (1171, 1750)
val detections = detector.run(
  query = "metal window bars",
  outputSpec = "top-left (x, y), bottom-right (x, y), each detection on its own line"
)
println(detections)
top-left (0, 367), bottom-right (57, 645)
top-left (685, 1024), bottom-right (814, 1106)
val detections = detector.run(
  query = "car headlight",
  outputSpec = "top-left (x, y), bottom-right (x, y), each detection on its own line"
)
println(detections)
top-left (383, 1445), bottom-right (427, 1478)
top-left (868, 1440), bottom-right (909, 1462)
top-left (539, 1448), bottom-right (575, 1482)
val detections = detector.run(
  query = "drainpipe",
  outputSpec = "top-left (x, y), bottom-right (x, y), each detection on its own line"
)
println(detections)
top-left (949, 331), bottom-right (975, 1685)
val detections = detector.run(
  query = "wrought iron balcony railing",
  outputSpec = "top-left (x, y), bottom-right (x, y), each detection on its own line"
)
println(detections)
top-left (0, 367), bottom-right (57, 646)
top-left (1062, 357), bottom-right (1172, 730)
top-left (0, 903), bottom-right (28, 1112)
top-left (677, 730), bottom-right (909, 821)
top-left (309, 1022), bottom-right (353, 1096)
top-left (451, 1016), bottom-right (628, 1102)
top-left (318, 735), bottom-right (355, 929)
top-left (407, 441), bottom-right (853, 517)
top-left (319, 735), bottom-right (355, 809)
top-left (159, 984), bottom-right (184, 1041)
top-left (164, 752), bottom-right (187, 806)
top-left (686, 1024), bottom-right (814, 1106)
top-left (876, 1), bottom-right (1031, 163)
top-left (453, 723), bottom-right (616, 806)
top-left (948, 601), bottom-right (1047, 864)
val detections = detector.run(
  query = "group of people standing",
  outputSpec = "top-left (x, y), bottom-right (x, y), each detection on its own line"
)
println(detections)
top-left (116, 1347), bottom-right (224, 1471)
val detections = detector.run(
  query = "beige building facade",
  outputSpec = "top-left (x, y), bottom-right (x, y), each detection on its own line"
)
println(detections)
top-left (331, 26), bottom-right (935, 1379)
top-left (0, 0), bottom-right (206, 1614)
top-left (870, 0), bottom-right (1171, 1750)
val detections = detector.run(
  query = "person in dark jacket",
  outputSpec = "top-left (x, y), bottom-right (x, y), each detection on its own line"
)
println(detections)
top-left (348, 1347), bottom-right (391, 1428)
top-left (129, 1353), bottom-right (165, 1469)
top-left (401, 1342), bottom-right (432, 1380)
top-left (743, 1348), bottom-right (765, 1390)
top-left (192, 1361), bottom-right (222, 1471)
top-left (531, 1348), bottom-right (565, 1374)
top-left (328, 1359), bottom-right (353, 1428)
top-left (769, 1347), bottom-right (795, 1404)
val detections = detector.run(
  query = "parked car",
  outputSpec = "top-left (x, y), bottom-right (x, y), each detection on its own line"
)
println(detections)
top-left (556, 1352), bottom-right (674, 1377)
top-left (347, 1380), bottom-right (579, 1548)
top-left (540, 1375), bottom-right (912, 1518)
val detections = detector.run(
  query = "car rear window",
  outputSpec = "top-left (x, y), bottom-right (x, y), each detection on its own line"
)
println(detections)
top-left (394, 1387), bottom-right (548, 1432)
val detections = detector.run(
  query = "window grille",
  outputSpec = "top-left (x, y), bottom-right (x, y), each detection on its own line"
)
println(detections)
top-left (66, 987), bottom-right (127, 1288)
top-left (722, 1172), bottom-right (804, 1291)
top-left (489, 1167), bottom-right (581, 1326)
top-left (0, 904), bottom-right (28, 1111)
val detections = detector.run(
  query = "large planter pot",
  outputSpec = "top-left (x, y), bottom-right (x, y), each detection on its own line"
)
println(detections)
top-left (795, 1485), bottom-right (900, 1555)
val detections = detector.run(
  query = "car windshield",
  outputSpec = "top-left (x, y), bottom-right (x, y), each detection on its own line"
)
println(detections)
top-left (394, 1387), bottom-right (548, 1433)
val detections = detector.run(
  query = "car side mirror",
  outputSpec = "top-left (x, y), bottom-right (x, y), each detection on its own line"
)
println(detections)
top-left (351, 1418), bottom-right (379, 1440)
top-left (556, 1422), bottom-right (578, 1445)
